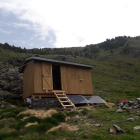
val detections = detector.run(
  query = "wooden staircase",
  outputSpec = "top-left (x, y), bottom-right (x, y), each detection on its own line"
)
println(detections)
top-left (52, 91), bottom-right (76, 109)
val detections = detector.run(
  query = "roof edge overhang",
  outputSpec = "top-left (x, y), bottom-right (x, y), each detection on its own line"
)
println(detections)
top-left (19, 56), bottom-right (94, 73)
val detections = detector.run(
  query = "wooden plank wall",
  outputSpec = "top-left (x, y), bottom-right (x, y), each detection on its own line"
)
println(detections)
top-left (23, 61), bottom-right (34, 98)
top-left (61, 65), bottom-right (93, 95)
top-left (42, 63), bottom-right (53, 90)
top-left (32, 61), bottom-right (93, 96)
top-left (34, 61), bottom-right (45, 94)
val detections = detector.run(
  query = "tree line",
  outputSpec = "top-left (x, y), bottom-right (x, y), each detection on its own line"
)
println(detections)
top-left (0, 36), bottom-right (129, 59)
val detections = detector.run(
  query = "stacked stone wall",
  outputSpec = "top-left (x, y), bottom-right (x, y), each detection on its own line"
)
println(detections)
top-left (32, 98), bottom-right (61, 109)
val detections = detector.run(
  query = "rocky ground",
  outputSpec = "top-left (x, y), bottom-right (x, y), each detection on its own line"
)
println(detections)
top-left (0, 58), bottom-right (23, 100)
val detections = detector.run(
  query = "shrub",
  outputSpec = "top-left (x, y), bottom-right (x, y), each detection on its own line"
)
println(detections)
top-left (15, 120), bottom-right (27, 130)
top-left (0, 131), bottom-right (20, 140)
top-left (0, 121), bottom-right (5, 129)
top-left (41, 117), bottom-right (58, 126)
top-left (80, 108), bottom-right (90, 115)
top-left (0, 107), bottom-right (24, 116)
top-left (25, 116), bottom-right (41, 123)
top-left (15, 116), bottom-right (41, 130)
top-left (1, 112), bottom-right (16, 119)
top-left (16, 114), bottom-right (27, 120)
top-left (52, 113), bottom-right (66, 122)
top-left (25, 123), bottom-right (53, 133)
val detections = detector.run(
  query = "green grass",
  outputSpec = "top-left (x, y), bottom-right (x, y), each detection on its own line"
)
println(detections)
top-left (14, 116), bottom-right (41, 130)
top-left (0, 36), bottom-right (140, 139)
top-left (0, 107), bottom-right (25, 116)
top-left (24, 123), bottom-right (53, 134)
top-left (41, 117), bottom-right (59, 126)
top-left (0, 106), bottom-right (140, 139)
top-left (0, 130), bottom-right (21, 140)
top-left (52, 113), bottom-right (66, 122)
top-left (0, 112), bottom-right (16, 119)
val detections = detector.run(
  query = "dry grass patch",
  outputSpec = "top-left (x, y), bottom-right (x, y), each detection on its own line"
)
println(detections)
top-left (105, 103), bottom-right (115, 108)
top-left (46, 123), bottom-right (78, 134)
top-left (18, 109), bottom-right (58, 119)
top-left (65, 117), bottom-right (70, 122)
top-left (25, 122), bottom-right (38, 127)
top-left (21, 116), bottom-right (29, 121)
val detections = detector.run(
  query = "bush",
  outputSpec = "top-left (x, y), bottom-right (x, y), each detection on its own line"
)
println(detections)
top-left (0, 107), bottom-right (24, 116)
top-left (15, 116), bottom-right (41, 130)
top-left (25, 123), bottom-right (53, 133)
top-left (52, 113), bottom-right (66, 122)
top-left (16, 114), bottom-right (27, 120)
top-left (25, 116), bottom-right (41, 123)
top-left (15, 120), bottom-right (27, 130)
top-left (41, 117), bottom-right (58, 126)
top-left (80, 108), bottom-right (90, 115)
top-left (0, 121), bottom-right (5, 129)
top-left (1, 112), bottom-right (16, 119)
top-left (0, 130), bottom-right (20, 140)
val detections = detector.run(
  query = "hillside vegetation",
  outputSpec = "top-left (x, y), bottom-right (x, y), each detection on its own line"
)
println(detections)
top-left (0, 36), bottom-right (140, 101)
top-left (0, 36), bottom-right (140, 140)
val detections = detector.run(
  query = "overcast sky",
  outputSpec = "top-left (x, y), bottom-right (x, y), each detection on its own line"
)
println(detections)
top-left (0, 0), bottom-right (140, 49)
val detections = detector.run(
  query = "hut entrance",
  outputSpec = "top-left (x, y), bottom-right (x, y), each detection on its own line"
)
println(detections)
top-left (52, 65), bottom-right (61, 90)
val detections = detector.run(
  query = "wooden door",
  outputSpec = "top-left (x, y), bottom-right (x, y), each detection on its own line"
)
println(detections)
top-left (42, 63), bottom-right (53, 90)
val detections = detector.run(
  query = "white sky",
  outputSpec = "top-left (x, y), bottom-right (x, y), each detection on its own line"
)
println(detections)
top-left (0, 0), bottom-right (140, 48)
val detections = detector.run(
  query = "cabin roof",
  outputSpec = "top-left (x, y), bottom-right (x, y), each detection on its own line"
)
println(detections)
top-left (20, 56), bottom-right (94, 73)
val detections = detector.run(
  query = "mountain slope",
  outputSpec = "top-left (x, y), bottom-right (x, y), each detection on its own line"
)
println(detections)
top-left (0, 36), bottom-right (140, 102)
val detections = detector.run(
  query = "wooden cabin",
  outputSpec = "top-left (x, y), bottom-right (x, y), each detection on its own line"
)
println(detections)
top-left (20, 56), bottom-right (94, 100)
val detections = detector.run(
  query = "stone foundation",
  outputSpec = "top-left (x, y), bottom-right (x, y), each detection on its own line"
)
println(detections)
top-left (31, 98), bottom-right (61, 109)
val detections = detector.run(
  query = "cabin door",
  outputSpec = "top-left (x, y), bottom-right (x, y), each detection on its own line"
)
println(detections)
top-left (52, 65), bottom-right (62, 90)
top-left (42, 63), bottom-right (53, 90)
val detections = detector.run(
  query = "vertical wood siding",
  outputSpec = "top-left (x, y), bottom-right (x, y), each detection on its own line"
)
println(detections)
top-left (34, 61), bottom-right (44, 93)
top-left (23, 61), bottom-right (34, 98)
top-left (23, 61), bottom-right (93, 97)
top-left (61, 65), bottom-right (93, 95)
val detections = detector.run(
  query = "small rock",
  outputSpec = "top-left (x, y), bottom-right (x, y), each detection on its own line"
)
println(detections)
top-left (113, 124), bottom-right (125, 133)
top-left (132, 105), bottom-right (138, 109)
top-left (127, 118), bottom-right (134, 122)
top-left (116, 107), bottom-right (123, 113)
top-left (1, 104), bottom-right (6, 109)
top-left (95, 124), bottom-right (102, 127)
top-left (109, 128), bottom-right (116, 134)
top-left (120, 102), bottom-right (123, 107)
top-left (133, 126), bottom-right (140, 130)
top-left (137, 98), bottom-right (140, 103)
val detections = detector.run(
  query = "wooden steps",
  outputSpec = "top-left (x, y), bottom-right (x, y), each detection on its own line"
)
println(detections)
top-left (52, 91), bottom-right (76, 109)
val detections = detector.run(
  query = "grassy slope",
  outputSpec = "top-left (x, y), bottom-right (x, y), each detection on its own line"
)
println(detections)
top-left (0, 36), bottom-right (140, 102)
top-left (0, 106), bottom-right (140, 140)
top-left (0, 36), bottom-right (140, 140)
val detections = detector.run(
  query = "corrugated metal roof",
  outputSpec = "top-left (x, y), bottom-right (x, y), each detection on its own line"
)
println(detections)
top-left (20, 56), bottom-right (94, 72)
